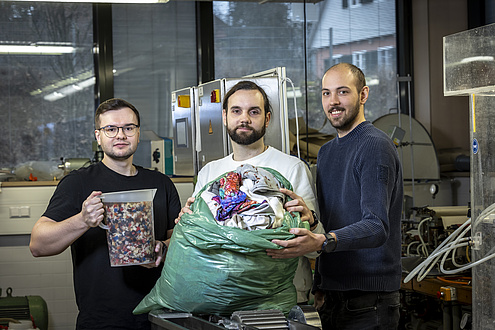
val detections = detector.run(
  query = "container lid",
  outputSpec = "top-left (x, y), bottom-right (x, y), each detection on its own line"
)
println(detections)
top-left (100, 188), bottom-right (157, 203)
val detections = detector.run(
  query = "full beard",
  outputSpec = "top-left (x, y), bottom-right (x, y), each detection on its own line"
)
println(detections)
top-left (227, 124), bottom-right (266, 145)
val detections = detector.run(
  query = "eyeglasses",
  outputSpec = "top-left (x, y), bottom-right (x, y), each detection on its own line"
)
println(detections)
top-left (97, 124), bottom-right (140, 138)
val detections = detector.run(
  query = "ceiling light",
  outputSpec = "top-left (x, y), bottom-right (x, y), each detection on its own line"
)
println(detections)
top-left (0, 45), bottom-right (76, 55)
top-left (44, 77), bottom-right (96, 102)
top-left (30, 70), bottom-right (94, 96)
top-left (8, 0), bottom-right (168, 3)
top-left (460, 56), bottom-right (494, 63)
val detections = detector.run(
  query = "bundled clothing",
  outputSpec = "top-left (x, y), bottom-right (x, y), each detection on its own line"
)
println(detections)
top-left (134, 166), bottom-right (301, 316)
top-left (193, 147), bottom-right (324, 303)
top-left (202, 164), bottom-right (287, 230)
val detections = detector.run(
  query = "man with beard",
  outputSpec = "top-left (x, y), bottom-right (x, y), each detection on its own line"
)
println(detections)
top-left (30, 98), bottom-right (181, 330)
top-left (178, 80), bottom-right (324, 304)
top-left (267, 63), bottom-right (403, 330)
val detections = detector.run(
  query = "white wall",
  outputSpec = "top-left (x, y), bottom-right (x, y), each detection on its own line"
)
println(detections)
top-left (412, 0), bottom-right (470, 152)
top-left (0, 184), bottom-right (78, 330)
top-left (0, 181), bottom-right (193, 330)
top-left (0, 247), bottom-right (78, 330)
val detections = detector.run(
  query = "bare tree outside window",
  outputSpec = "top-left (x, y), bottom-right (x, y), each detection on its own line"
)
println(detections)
top-left (213, 0), bottom-right (397, 139)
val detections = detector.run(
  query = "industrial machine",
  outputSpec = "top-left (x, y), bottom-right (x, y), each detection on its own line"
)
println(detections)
top-left (172, 86), bottom-right (197, 177)
top-left (398, 22), bottom-right (495, 330)
top-left (372, 67), bottom-right (475, 329)
top-left (58, 157), bottom-right (92, 175)
top-left (0, 287), bottom-right (48, 330)
top-left (134, 130), bottom-right (173, 175)
top-left (373, 113), bottom-right (440, 184)
top-left (444, 22), bottom-right (495, 330)
top-left (171, 67), bottom-right (289, 176)
top-left (149, 305), bottom-right (321, 330)
top-left (58, 141), bottom-right (103, 175)
top-left (194, 79), bottom-right (229, 171)
top-left (401, 205), bottom-right (470, 261)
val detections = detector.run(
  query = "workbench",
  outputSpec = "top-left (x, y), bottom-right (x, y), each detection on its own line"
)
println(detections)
top-left (401, 277), bottom-right (471, 305)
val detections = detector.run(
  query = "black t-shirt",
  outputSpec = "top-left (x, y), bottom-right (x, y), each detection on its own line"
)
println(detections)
top-left (43, 162), bottom-right (181, 330)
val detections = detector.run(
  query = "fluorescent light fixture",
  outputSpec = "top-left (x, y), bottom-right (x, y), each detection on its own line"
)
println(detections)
top-left (460, 56), bottom-right (494, 63)
top-left (286, 87), bottom-right (302, 98)
top-left (0, 45), bottom-right (76, 55)
top-left (9, 0), bottom-right (168, 2)
top-left (367, 78), bottom-right (380, 86)
top-left (31, 70), bottom-right (94, 97)
top-left (44, 77), bottom-right (96, 102)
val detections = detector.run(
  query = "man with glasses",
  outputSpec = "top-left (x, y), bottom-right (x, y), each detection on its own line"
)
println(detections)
top-left (30, 98), bottom-right (181, 330)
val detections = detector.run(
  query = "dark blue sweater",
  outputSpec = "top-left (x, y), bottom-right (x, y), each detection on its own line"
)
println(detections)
top-left (314, 121), bottom-right (403, 292)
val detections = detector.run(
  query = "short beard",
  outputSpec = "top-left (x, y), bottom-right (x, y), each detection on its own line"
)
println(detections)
top-left (108, 153), bottom-right (133, 161)
top-left (104, 147), bottom-right (135, 161)
top-left (227, 123), bottom-right (266, 145)
top-left (329, 99), bottom-right (361, 131)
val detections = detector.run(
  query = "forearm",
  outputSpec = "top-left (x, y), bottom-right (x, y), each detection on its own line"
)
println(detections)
top-left (161, 229), bottom-right (174, 246)
top-left (30, 215), bottom-right (89, 257)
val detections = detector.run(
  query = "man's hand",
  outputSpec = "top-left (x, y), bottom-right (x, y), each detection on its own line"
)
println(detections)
top-left (142, 240), bottom-right (168, 268)
top-left (30, 191), bottom-right (105, 257)
top-left (280, 188), bottom-right (314, 224)
top-left (81, 191), bottom-right (104, 228)
top-left (174, 197), bottom-right (195, 224)
top-left (313, 290), bottom-right (325, 311)
top-left (267, 228), bottom-right (325, 258)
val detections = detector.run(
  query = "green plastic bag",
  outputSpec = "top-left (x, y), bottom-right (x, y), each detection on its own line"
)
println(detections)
top-left (134, 167), bottom-right (301, 316)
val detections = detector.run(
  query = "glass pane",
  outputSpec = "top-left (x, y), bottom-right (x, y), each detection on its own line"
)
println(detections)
top-left (112, 2), bottom-right (197, 139)
top-left (213, 0), bottom-right (397, 136)
top-left (0, 2), bottom-right (94, 180)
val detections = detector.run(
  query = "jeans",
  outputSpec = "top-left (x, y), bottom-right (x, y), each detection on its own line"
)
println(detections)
top-left (318, 290), bottom-right (400, 330)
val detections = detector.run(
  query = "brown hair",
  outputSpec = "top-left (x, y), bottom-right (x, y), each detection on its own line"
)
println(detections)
top-left (95, 98), bottom-right (140, 128)
top-left (222, 80), bottom-right (272, 116)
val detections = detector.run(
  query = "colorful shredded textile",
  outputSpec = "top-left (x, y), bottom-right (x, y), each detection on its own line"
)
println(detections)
top-left (203, 164), bottom-right (286, 230)
top-left (212, 171), bottom-right (261, 222)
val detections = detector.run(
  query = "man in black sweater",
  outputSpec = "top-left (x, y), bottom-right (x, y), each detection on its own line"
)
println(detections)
top-left (267, 63), bottom-right (403, 330)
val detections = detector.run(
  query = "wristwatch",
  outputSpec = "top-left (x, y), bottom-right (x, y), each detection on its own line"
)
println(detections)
top-left (319, 233), bottom-right (337, 254)
top-left (160, 241), bottom-right (168, 259)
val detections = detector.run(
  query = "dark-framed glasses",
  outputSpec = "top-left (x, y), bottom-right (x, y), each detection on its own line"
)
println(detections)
top-left (97, 124), bottom-right (140, 138)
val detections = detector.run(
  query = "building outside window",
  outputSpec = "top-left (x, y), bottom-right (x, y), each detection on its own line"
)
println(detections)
top-left (214, 0), bottom-right (397, 142)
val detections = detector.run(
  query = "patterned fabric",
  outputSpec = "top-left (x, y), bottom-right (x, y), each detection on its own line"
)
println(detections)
top-left (202, 164), bottom-right (286, 230)
top-left (212, 171), bottom-right (261, 222)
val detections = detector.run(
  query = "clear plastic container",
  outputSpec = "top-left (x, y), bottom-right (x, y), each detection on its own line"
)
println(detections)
top-left (99, 189), bottom-right (157, 267)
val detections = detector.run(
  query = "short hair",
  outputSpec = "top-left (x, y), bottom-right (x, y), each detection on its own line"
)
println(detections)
top-left (326, 63), bottom-right (367, 92)
top-left (95, 98), bottom-right (140, 128)
top-left (222, 80), bottom-right (272, 116)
